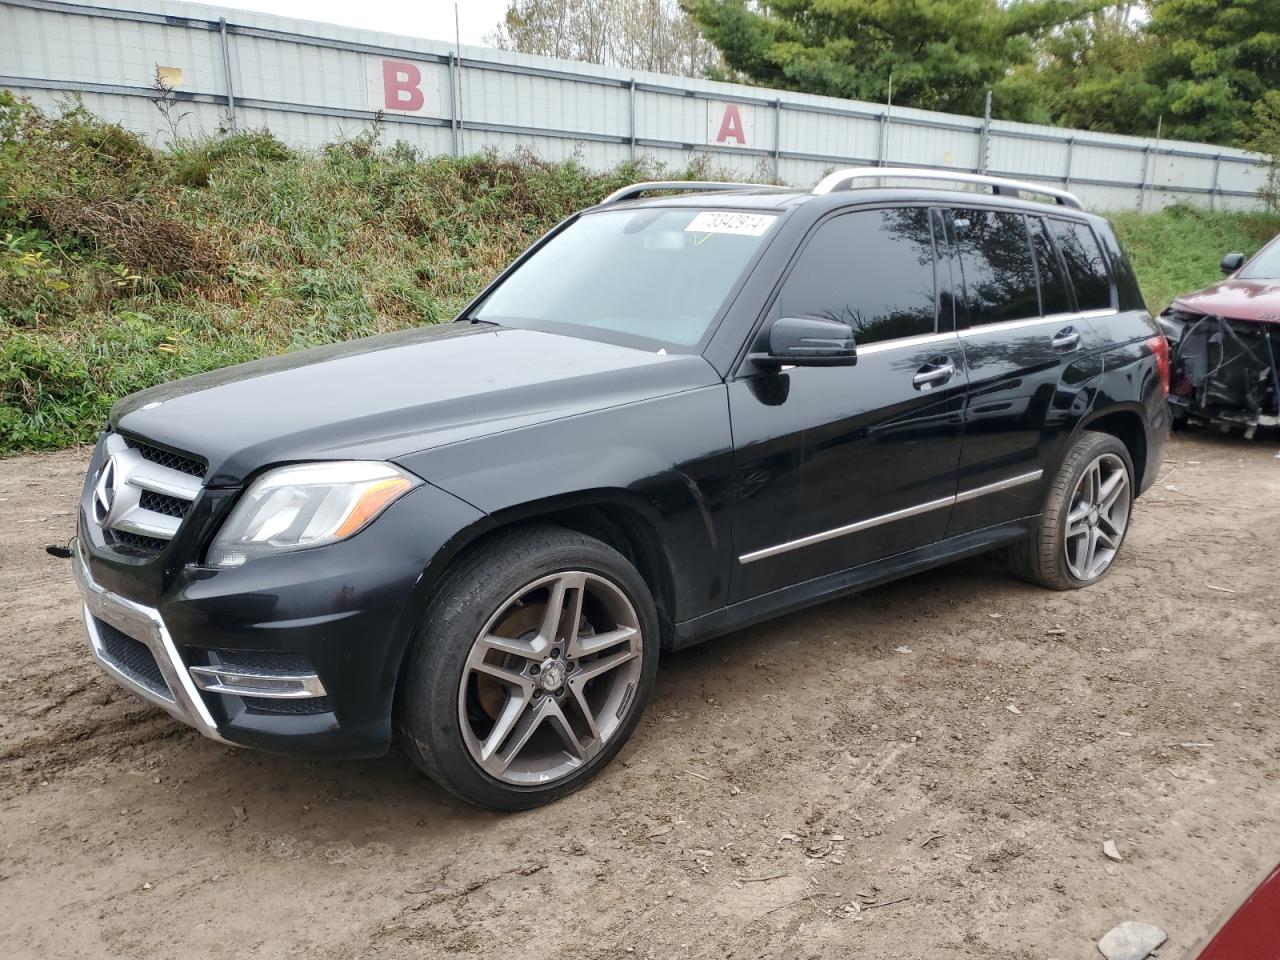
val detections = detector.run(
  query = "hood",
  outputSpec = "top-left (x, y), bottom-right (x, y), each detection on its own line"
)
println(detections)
top-left (1171, 278), bottom-right (1280, 324)
top-left (112, 323), bottom-right (718, 485)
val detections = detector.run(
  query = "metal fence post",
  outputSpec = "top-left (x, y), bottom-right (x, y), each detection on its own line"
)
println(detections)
top-left (877, 73), bottom-right (893, 166)
top-left (1211, 153), bottom-right (1222, 211)
top-left (1142, 116), bottom-right (1162, 211)
top-left (629, 79), bottom-right (637, 162)
top-left (978, 90), bottom-right (992, 174)
top-left (1139, 145), bottom-right (1151, 210)
top-left (773, 98), bottom-right (781, 181)
top-left (218, 17), bottom-right (237, 132)
top-left (448, 53), bottom-right (459, 156)
top-left (1064, 135), bottom-right (1074, 191)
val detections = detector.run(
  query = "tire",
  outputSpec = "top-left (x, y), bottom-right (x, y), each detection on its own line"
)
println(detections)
top-left (1008, 431), bottom-right (1135, 591)
top-left (395, 526), bottom-right (660, 811)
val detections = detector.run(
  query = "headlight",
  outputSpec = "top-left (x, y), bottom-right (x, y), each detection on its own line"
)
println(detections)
top-left (206, 461), bottom-right (420, 568)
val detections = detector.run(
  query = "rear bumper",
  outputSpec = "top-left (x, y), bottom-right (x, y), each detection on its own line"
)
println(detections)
top-left (1140, 408), bottom-right (1167, 496)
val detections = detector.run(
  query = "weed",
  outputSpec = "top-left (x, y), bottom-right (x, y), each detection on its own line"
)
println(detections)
top-left (1110, 203), bottom-right (1280, 310)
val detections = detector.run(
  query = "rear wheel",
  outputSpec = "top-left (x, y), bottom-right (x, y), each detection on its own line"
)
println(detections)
top-left (1008, 431), bottom-right (1134, 590)
top-left (396, 527), bottom-right (659, 810)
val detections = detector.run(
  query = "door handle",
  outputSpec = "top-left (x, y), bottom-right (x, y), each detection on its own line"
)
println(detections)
top-left (912, 357), bottom-right (955, 391)
top-left (1050, 326), bottom-right (1081, 352)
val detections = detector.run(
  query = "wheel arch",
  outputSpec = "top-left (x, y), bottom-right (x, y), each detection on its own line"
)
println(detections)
top-left (408, 489), bottom-right (679, 651)
top-left (1077, 404), bottom-right (1148, 491)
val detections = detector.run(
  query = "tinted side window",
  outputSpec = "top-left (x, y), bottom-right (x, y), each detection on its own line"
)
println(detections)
top-left (1030, 218), bottom-right (1073, 315)
top-left (777, 207), bottom-right (938, 346)
top-left (1097, 227), bottom-right (1146, 312)
top-left (1047, 219), bottom-right (1113, 311)
top-left (951, 209), bottom-right (1039, 325)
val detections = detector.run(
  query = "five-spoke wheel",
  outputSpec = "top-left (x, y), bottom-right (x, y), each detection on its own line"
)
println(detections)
top-left (459, 571), bottom-right (643, 785)
top-left (396, 527), bottom-right (658, 810)
top-left (1008, 430), bottom-right (1135, 591)
top-left (1063, 452), bottom-right (1131, 581)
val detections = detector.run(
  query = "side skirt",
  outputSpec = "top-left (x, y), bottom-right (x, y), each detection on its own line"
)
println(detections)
top-left (670, 516), bottom-right (1039, 650)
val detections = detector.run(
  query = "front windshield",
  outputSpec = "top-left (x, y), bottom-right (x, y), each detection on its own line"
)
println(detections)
top-left (1238, 236), bottom-right (1280, 280)
top-left (472, 207), bottom-right (778, 350)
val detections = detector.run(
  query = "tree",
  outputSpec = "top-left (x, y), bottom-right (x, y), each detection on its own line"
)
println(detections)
top-left (489, 0), bottom-right (722, 77)
top-left (1144, 0), bottom-right (1280, 145)
top-left (680, 0), bottom-right (1113, 120)
top-left (1017, 6), bottom-right (1160, 133)
top-left (1243, 90), bottom-right (1280, 210)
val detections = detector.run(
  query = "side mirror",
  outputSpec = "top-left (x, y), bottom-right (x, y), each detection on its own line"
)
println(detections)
top-left (752, 316), bottom-right (858, 368)
top-left (1221, 251), bottom-right (1245, 275)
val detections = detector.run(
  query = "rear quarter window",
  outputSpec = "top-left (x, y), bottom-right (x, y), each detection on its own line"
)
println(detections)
top-left (1029, 218), bottom-right (1073, 316)
top-left (1096, 227), bottom-right (1147, 312)
top-left (1047, 219), bottom-right (1114, 312)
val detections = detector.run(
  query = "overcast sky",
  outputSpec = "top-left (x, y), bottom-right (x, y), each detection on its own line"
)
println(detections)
top-left (192, 0), bottom-right (512, 46)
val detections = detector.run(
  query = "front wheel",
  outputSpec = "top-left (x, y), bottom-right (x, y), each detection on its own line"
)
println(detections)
top-left (1008, 431), bottom-right (1135, 590)
top-left (395, 527), bottom-right (659, 810)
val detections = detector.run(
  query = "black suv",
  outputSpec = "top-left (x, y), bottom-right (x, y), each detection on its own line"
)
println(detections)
top-left (73, 168), bottom-right (1168, 809)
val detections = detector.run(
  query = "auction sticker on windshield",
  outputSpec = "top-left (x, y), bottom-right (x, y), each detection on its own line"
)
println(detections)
top-left (685, 211), bottom-right (777, 236)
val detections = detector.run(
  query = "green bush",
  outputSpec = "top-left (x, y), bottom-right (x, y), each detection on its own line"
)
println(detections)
top-left (0, 97), bottom-right (722, 452)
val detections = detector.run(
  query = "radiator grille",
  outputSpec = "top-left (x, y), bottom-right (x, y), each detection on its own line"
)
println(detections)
top-left (106, 530), bottom-right (172, 557)
top-left (128, 439), bottom-right (206, 479)
top-left (93, 433), bottom-right (207, 560)
top-left (138, 489), bottom-right (189, 518)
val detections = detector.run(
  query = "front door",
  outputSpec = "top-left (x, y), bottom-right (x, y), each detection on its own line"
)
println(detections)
top-left (728, 206), bottom-right (967, 602)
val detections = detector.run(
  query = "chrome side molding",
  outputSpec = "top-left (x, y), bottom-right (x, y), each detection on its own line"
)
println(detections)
top-left (953, 470), bottom-right (1045, 504)
top-left (739, 470), bottom-right (1044, 564)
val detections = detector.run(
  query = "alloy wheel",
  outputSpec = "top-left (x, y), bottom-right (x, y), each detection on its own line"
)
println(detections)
top-left (458, 571), bottom-right (643, 785)
top-left (1064, 452), bottom-right (1131, 580)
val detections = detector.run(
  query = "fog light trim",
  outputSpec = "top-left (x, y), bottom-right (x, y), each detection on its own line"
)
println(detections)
top-left (189, 665), bottom-right (327, 699)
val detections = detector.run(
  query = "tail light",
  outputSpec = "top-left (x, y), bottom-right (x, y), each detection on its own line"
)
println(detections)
top-left (1149, 334), bottom-right (1170, 397)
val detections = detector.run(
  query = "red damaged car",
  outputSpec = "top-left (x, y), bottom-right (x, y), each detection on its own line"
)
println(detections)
top-left (1185, 862), bottom-right (1280, 959)
top-left (1159, 236), bottom-right (1280, 437)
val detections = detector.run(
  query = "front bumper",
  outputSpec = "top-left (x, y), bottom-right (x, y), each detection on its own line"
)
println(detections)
top-left (71, 477), bottom-right (489, 758)
top-left (73, 537), bottom-right (230, 743)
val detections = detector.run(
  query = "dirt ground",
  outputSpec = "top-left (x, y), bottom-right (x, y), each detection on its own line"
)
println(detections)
top-left (1, 433), bottom-right (1278, 960)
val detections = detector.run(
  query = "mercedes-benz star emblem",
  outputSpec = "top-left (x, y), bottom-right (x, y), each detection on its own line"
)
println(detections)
top-left (92, 456), bottom-right (120, 527)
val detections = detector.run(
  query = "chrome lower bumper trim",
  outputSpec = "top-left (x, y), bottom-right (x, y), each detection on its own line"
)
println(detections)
top-left (189, 665), bottom-right (327, 699)
top-left (72, 538), bottom-right (227, 743)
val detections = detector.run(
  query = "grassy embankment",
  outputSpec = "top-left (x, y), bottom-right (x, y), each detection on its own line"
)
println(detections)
top-left (3, 94), bottom-right (1278, 454)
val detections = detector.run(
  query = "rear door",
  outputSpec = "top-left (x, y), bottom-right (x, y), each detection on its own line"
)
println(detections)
top-left (943, 207), bottom-right (1106, 537)
top-left (728, 205), bottom-right (967, 601)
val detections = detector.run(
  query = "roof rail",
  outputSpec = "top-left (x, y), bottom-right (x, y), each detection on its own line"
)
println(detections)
top-left (812, 167), bottom-right (1084, 210)
top-left (599, 180), bottom-right (789, 206)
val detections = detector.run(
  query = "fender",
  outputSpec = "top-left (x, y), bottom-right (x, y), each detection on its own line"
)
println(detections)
top-left (395, 382), bottom-right (736, 624)
top-left (1054, 329), bottom-right (1167, 496)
